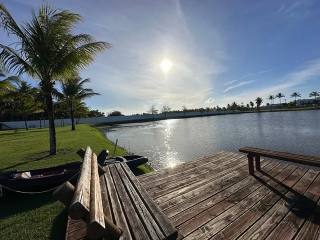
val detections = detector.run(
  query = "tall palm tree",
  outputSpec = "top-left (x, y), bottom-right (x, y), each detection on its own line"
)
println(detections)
top-left (255, 97), bottom-right (263, 111)
top-left (309, 91), bottom-right (319, 103)
top-left (58, 76), bottom-right (99, 130)
top-left (276, 93), bottom-right (285, 104)
top-left (268, 95), bottom-right (275, 104)
top-left (290, 92), bottom-right (301, 106)
top-left (0, 4), bottom-right (109, 154)
top-left (249, 101), bottom-right (254, 110)
top-left (268, 95), bottom-right (274, 111)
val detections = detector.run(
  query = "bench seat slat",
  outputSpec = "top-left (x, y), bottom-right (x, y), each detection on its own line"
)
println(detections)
top-left (110, 164), bottom-right (151, 240)
top-left (115, 164), bottom-right (164, 240)
top-left (103, 167), bottom-right (132, 240)
top-left (120, 163), bottom-right (178, 240)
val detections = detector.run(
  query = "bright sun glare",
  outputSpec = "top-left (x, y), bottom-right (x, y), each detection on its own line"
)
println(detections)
top-left (160, 58), bottom-right (173, 73)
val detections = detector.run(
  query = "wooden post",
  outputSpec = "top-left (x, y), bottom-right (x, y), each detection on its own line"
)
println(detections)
top-left (248, 154), bottom-right (254, 175)
top-left (255, 155), bottom-right (261, 171)
top-left (53, 181), bottom-right (75, 206)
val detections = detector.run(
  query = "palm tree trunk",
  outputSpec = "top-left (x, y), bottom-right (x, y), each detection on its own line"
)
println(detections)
top-left (46, 93), bottom-right (57, 155)
top-left (70, 101), bottom-right (75, 131)
top-left (24, 116), bottom-right (28, 130)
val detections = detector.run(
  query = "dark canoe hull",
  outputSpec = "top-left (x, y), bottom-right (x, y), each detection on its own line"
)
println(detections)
top-left (109, 155), bottom-right (149, 168)
top-left (0, 161), bottom-right (81, 193)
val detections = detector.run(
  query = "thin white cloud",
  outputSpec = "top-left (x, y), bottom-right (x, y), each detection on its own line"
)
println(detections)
top-left (224, 80), bottom-right (255, 93)
top-left (217, 58), bottom-right (320, 106)
top-left (277, 0), bottom-right (316, 18)
top-left (224, 69), bottom-right (271, 86)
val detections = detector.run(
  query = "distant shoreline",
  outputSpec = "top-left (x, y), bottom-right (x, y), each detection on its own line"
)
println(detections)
top-left (99, 107), bottom-right (320, 126)
top-left (2, 107), bottom-right (319, 130)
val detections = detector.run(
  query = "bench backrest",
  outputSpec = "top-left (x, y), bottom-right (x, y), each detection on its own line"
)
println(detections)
top-left (239, 147), bottom-right (320, 167)
top-left (54, 146), bottom-right (122, 239)
top-left (69, 146), bottom-right (92, 219)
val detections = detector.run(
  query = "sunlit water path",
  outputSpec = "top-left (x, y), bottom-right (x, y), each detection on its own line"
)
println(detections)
top-left (104, 110), bottom-right (320, 170)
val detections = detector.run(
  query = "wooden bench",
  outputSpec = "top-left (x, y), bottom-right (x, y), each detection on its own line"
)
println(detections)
top-left (54, 146), bottom-right (178, 240)
top-left (239, 147), bottom-right (320, 175)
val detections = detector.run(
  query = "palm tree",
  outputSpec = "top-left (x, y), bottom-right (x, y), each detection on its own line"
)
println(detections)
top-left (58, 76), bottom-right (99, 130)
top-left (7, 80), bottom-right (39, 130)
top-left (249, 101), bottom-right (254, 110)
top-left (309, 91), bottom-right (319, 104)
top-left (268, 95), bottom-right (274, 111)
top-left (0, 4), bottom-right (109, 154)
top-left (276, 93), bottom-right (285, 104)
top-left (268, 95), bottom-right (275, 105)
top-left (290, 92), bottom-right (301, 106)
top-left (255, 97), bottom-right (263, 111)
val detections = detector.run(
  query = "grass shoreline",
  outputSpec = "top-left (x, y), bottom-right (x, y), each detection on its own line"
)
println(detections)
top-left (0, 124), bottom-right (152, 239)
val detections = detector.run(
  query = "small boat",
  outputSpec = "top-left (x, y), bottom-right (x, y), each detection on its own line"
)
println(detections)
top-left (98, 150), bottom-right (148, 168)
top-left (115, 155), bottom-right (149, 168)
top-left (0, 161), bottom-right (81, 194)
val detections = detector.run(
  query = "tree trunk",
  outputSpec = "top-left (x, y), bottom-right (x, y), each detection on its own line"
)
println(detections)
top-left (46, 93), bottom-right (57, 155)
top-left (70, 101), bottom-right (75, 131)
top-left (24, 116), bottom-right (28, 131)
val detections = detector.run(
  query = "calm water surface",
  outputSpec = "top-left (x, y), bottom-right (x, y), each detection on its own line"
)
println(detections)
top-left (104, 110), bottom-right (320, 170)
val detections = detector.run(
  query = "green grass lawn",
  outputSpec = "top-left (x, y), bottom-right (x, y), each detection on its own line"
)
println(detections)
top-left (0, 124), bottom-right (151, 239)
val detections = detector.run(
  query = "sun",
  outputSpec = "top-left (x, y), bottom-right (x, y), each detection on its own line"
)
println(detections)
top-left (160, 58), bottom-right (173, 73)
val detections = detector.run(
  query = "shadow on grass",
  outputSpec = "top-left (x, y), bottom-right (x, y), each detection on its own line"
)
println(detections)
top-left (0, 153), bottom-right (51, 172)
top-left (0, 192), bottom-right (53, 219)
top-left (50, 208), bottom-right (67, 240)
top-left (0, 129), bottom-right (45, 137)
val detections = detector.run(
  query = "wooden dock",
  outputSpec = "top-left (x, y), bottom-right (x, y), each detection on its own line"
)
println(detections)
top-left (65, 151), bottom-right (320, 239)
top-left (138, 151), bottom-right (320, 240)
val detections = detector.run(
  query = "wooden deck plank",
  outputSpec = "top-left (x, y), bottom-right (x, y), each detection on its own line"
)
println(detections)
top-left (147, 153), bottom-right (248, 199)
top-left (144, 152), bottom-right (240, 193)
top-left (180, 163), bottom-right (298, 239)
top-left (165, 159), bottom-right (273, 220)
top-left (170, 160), bottom-right (279, 226)
top-left (210, 167), bottom-right (315, 240)
top-left (156, 157), bottom-right (250, 210)
top-left (66, 151), bottom-right (320, 240)
top-left (266, 171), bottom-right (320, 240)
top-left (138, 151), bottom-right (227, 183)
top-left (237, 169), bottom-right (319, 240)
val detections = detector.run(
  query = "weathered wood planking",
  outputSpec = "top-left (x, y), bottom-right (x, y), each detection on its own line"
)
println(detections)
top-left (171, 160), bottom-right (280, 226)
top-left (139, 151), bottom-right (320, 240)
top-left (87, 153), bottom-right (106, 238)
top-left (66, 151), bottom-right (320, 240)
top-left (138, 151), bottom-right (227, 183)
top-left (147, 153), bottom-right (247, 198)
top-left (69, 146), bottom-right (92, 219)
top-left (143, 152), bottom-right (237, 190)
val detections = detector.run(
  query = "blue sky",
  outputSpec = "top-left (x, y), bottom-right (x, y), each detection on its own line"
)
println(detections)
top-left (1, 0), bottom-right (320, 114)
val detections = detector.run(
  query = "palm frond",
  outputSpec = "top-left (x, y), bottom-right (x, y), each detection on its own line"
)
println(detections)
top-left (0, 4), bottom-right (25, 38)
top-left (0, 44), bottom-right (35, 75)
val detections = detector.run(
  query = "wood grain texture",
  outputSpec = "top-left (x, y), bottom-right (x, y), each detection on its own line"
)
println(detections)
top-left (65, 150), bottom-right (320, 240)
top-left (87, 153), bottom-right (106, 239)
top-left (69, 146), bottom-right (92, 219)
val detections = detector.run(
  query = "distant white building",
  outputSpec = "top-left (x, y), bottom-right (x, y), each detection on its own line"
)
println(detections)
top-left (296, 98), bottom-right (317, 105)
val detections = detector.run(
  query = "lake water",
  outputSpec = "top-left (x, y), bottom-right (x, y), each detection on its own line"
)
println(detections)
top-left (104, 110), bottom-right (320, 170)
